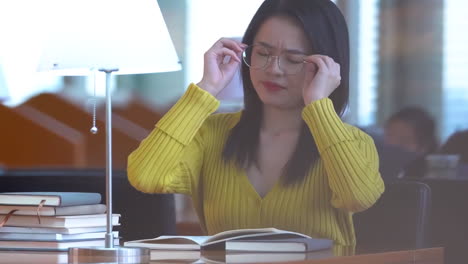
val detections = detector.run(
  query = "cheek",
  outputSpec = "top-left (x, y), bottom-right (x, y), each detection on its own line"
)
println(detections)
top-left (288, 73), bottom-right (306, 94)
top-left (249, 69), bottom-right (261, 89)
top-left (288, 78), bottom-right (303, 94)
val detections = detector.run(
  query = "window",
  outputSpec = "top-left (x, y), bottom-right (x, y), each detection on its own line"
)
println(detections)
top-left (442, 0), bottom-right (468, 139)
top-left (186, 0), bottom-right (264, 87)
top-left (356, 0), bottom-right (379, 126)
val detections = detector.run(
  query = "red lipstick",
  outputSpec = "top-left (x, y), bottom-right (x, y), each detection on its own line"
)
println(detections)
top-left (262, 81), bottom-right (284, 92)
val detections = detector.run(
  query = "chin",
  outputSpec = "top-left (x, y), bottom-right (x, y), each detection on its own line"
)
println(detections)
top-left (255, 89), bottom-right (302, 110)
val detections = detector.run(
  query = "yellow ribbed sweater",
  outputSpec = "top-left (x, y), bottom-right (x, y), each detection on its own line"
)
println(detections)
top-left (128, 83), bottom-right (384, 246)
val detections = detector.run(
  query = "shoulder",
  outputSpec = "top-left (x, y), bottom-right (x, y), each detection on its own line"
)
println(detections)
top-left (196, 111), bottom-right (242, 145)
top-left (204, 111), bottom-right (242, 129)
top-left (198, 111), bottom-right (242, 137)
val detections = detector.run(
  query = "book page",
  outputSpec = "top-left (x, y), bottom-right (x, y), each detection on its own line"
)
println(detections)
top-left (203, 228), bottom-right (311, 246)
top-left (126, 236), bottom-right (209, 246)
top-left (151, 236), bottom-right (210, 245)
top-left (124, 236), bottom-right (210, 250)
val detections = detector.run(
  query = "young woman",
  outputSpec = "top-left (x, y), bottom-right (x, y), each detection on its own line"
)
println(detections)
top-left (128, 0), bottom-right (384, 247)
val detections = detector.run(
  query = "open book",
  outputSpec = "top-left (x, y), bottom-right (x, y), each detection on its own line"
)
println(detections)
top-left (124, 228), bottom-right (333, 252)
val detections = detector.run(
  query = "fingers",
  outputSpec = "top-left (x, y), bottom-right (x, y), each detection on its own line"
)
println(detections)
top-left (304, 55), bottom-right (341, 82)
top-left (198, 38), bottom-right (246, 96)
top-left (214, 38), bottom-right (247, 53)
top-left (207, 38), bottom-right (246, 63)
top-left (323, 56), bottom-right (341, 81)
top-left (305, 55), bottom-right (328, 72)
top-left (222, 47), bottom-right (242, 63)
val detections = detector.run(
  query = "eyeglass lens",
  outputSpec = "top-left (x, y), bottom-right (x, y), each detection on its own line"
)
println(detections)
top-left (242, 45), bottom-right (306, 74)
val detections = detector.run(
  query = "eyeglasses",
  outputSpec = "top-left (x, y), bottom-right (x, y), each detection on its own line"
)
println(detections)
top-left (242, 45), bottom-right (308, 75)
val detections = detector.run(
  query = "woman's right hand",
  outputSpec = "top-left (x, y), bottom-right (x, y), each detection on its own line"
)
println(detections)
top-left (197, 38), bottom-right (246, 96)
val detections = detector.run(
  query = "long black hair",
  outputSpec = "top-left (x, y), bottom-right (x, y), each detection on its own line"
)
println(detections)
top-left (222, 0), bottom-right (350, 185)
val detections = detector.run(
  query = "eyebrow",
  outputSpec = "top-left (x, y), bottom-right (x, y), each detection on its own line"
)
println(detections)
top-left (256, 41), bottom-right (308, 55)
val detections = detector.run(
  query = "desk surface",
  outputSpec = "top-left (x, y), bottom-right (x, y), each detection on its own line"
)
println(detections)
top-left (0, 247), bottom-right (443, 264)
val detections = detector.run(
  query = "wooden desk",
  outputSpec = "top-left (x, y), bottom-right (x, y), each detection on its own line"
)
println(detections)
top-left (196, 247), bottom-right (443, 264)
top-left (0, 247), bottom-right (443, 264)
top-left (296, 247), bottom-right (443, 264)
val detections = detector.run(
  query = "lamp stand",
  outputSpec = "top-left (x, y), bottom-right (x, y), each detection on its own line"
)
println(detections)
top-left (68, 69), bottom-right (150, 263)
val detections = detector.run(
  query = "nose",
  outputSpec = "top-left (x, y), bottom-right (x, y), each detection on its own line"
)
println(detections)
top-left (264, 55), bottom-right (283, 75)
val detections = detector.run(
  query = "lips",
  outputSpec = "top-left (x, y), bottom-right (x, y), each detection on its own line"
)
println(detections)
top-left (261, 81), bottom-right (285, 92)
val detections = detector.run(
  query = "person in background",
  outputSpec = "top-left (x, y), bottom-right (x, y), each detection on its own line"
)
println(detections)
top-left (128, 0), bottom-right (384, 247)
top-left (384, 107), bottom-right (438, 178)
top-left (384, 106), bottom-right (438, 155)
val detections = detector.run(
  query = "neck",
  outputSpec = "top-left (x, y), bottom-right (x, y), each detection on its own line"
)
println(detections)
top-left (261, 105), bottom-right (303, 136)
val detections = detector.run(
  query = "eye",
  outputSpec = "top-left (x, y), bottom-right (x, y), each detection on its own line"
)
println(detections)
top-left (253, 47), bottom-right (270, 57)
top-left (285, 54), bottom-right (305, 64)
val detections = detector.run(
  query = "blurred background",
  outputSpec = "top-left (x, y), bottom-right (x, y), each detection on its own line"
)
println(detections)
top-left (2, 0), bottom-right (467, 138)
top-left (0, 0), bottom-right (467, 257)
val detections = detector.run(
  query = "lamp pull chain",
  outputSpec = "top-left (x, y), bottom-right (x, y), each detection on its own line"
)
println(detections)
top-left (90, 70), bottom-right (98, 134)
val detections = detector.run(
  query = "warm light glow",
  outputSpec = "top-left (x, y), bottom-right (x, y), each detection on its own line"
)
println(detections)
top-left (0, 0), bottom-right (62, 106)
top-left (37, 0), bottom-right (181, 75)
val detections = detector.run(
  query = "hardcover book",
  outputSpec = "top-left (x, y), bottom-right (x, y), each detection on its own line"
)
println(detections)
top-left (0, 226), bottom-right (107, 234)
top-left (0, 192), bottom-right (101, 207)
top-left (0, 251), bottom-right (68, 264)
top-left (0, 238), bottom-right (120, 251)
top-left (0, 214), bottom-right (120, 228)
top-left (0, 231), bottom-right (118, 241)
top-left (0, 204), bottom-right (106, 216)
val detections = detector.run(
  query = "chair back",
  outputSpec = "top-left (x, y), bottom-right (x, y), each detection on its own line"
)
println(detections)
top-left (413, 178), bottom-right (468, 264)
top-left (354, 181), bottom-right (431, 251)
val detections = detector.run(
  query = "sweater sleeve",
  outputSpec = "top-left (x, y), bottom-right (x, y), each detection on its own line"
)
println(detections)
top-left (302, 98), bottom-right (384, 213)
top-left (127, 83), bottom-right (220, 196)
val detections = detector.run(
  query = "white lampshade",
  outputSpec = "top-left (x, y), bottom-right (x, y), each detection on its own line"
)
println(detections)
top-left (37, 0), bottom-right (181, 75)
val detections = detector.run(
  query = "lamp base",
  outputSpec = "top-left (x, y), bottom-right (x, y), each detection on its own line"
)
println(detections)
top-left (68, 246), bottom-right (150, 263)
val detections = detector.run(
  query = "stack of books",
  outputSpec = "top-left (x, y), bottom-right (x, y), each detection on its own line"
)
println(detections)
top-left (0, 192), bottom-right (120, 251)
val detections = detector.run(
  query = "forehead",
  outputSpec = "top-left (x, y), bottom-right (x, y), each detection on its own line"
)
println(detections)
top-left (253, 15), bottom-right (311, 53)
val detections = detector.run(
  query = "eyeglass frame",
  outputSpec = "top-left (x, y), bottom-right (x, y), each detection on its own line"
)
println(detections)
top-left (242, 44), bottom-right (310, 75)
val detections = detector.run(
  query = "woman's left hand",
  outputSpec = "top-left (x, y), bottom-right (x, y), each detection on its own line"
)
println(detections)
top-left (302, 55), bottom-right (341, 105)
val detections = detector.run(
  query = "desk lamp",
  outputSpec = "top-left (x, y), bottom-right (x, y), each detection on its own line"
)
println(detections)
top-left (37, 0), bottom-right (181, 262)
